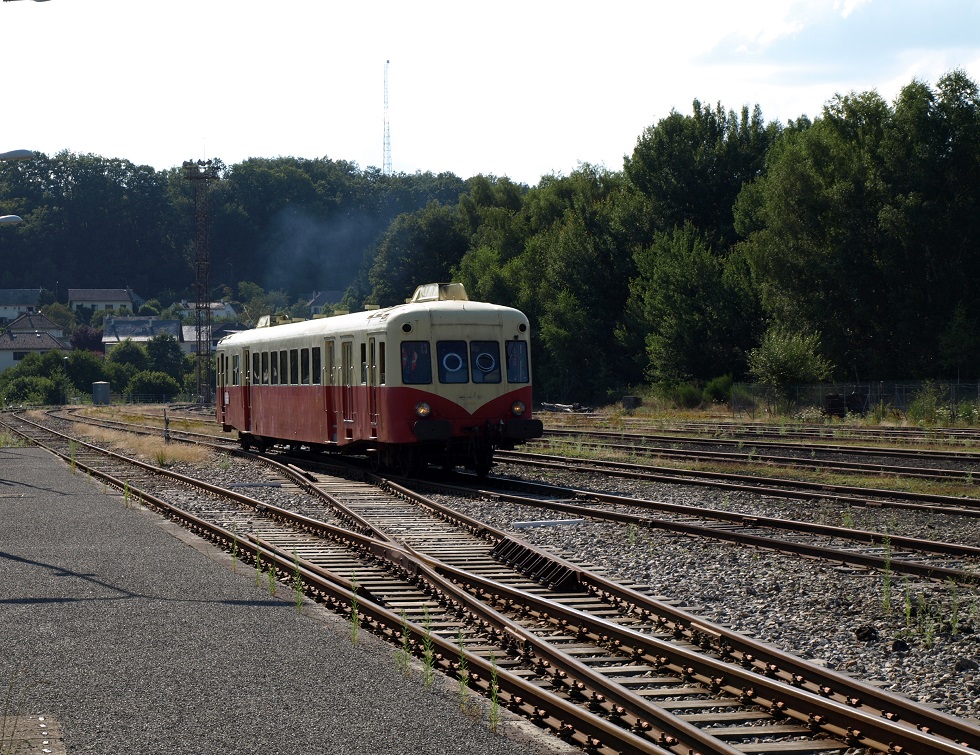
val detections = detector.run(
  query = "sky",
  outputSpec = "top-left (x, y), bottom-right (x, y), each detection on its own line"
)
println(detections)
top-left (3, 0), bottom-right (980, 187)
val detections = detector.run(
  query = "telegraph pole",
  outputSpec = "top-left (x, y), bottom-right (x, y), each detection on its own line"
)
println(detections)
top-left (182, 159), bottom-right (218, 404)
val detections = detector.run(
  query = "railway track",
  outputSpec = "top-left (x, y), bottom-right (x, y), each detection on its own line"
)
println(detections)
top-left (530, 437), bottom-right (980, 484)
top-left (401, 472), bottom-right (980, 587)
top-left (613, 420), bottom-right (980, 447)
top-left (543, 427), bottom-right (980, 465)
top-left (496, 450), bottom-right (980, 518)
top-left (5, 411), bottom-right (979, 753)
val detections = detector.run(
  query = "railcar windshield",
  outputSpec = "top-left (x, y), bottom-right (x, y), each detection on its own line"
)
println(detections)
top-left (401, 341), bottom-right (432, 384)
top-left (506, 340), bottom-right (530, 383)
top-left (399, 338), bottom-right (531, 385)
top-left (470, 341), bottom-right (501, 384)
top-left (437, 341), bottom-right (469, 384)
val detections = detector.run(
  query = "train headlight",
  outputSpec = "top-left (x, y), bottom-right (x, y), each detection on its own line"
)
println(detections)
top-left (415, 402), bottom-right (432, 418)
top-left (511, 401), bottom-right (526, 417)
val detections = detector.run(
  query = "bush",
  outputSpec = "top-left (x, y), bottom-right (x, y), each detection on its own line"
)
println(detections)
top-left (1, 376), bottom-right (62, 406)
top-left (670, 382), bottom-right (703, 409)
top-left (124, 371), bottom-right (181, 399)
top-left (703, 374), bottom-right (733, 404)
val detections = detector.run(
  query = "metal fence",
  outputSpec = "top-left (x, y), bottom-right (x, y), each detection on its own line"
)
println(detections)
top-left (731, 381), bottom-right (980, 420)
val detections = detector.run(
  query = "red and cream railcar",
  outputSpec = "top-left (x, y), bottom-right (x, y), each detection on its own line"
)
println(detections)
top-left (215, 283), bottom-right (543, 474)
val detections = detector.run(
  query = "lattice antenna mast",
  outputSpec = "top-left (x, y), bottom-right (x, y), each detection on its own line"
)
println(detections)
top-left (182, 159), bottom-right (219, 405)
top-left (383, 60), bottom-right (392, 175)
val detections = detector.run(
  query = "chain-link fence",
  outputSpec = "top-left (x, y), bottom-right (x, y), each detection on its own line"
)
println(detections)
top-left (731, 381), bottom-right (980, 421)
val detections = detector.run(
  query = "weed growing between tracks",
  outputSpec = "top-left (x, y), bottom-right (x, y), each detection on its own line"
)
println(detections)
top-left (488, 653), bottom-right (501, 734)
top-left (349, 574), bottom-right (360, 645)
top-left (292, 551), bottom-right (303, 611)
top-left (0, 431), bottom-right (26, 449)
top-left (75, 426), bottom-right (210, 467)
top-left (422, 607), bottom-right (435, 688)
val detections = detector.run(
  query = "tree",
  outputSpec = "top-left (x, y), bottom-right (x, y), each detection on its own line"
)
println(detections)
top-left (625, 101), bottom-right (779, 248)
top-left (627, 224), bottom-right (760, 382)
top-left (70, 325), bottom-right (104, 352)
top-left (747, 327), bottom-right (834, 392)
top-left (367, 201), bottom-right (469, 306)
top-left (146, 333), bottom-right (188, 383)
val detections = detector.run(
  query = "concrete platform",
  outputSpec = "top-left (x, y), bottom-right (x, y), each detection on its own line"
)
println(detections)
top-left (0, 446), bottom-right (570, 754)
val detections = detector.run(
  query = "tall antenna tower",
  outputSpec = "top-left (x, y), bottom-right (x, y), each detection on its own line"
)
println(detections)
top-left (383, 60), bottom-right (392, 175)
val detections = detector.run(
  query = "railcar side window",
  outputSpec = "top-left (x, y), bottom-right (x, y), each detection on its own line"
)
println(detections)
top-left (470, 341), bottom-right (501, 384)
top-left (270, 351), bottom-right (279, 385)
top-left (437, 341), bottom-right (469, 384)
top-left (261, 352), bottom-right (270, 385)
top-left (252, 353), bottom-right (260, 385)
top-left (290, 349), bottom-right (299, 385)
top-left (232, 355), bottom-right (240, 386)
top-left (301, 348), bottom-right (311, 384)
top-left (506, 341), bottom-right (530, 383)
top-left (400, 341), bottom-right (432, 384)
top-left (280, 350), bottom-right (288, 384)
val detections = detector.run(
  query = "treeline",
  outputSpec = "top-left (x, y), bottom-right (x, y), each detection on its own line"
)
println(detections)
top-left (2, 70), bottom-right (979, 403)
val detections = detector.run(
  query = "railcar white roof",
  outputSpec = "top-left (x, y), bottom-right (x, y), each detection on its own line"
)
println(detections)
top-left (216, 285), bottom-right (526, 350)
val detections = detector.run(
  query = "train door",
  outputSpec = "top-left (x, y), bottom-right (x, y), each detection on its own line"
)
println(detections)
top-left (242, 348), bottom-right (252, 431)
top-left (216, 351), bottom-right (227, 423)
top-left (341, 338), bottom-right (355, 439)
top-left (368, 337), bottom-right (378, 436)
top-left (323, 339), bottom-right (337, 442)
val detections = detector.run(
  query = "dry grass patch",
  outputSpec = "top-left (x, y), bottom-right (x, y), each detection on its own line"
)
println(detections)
top-left (76, 426), bottom-right (211, 467)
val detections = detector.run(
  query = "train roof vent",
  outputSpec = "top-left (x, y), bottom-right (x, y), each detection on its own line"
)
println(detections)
top-left (409, 282), bottom-right (469, 303)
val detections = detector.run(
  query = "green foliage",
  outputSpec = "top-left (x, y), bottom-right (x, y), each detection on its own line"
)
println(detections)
top-left (106, 339), bottom-right (150, 371)
top-left (1, 376), bottom-right (61, 406)
top-left (628, 224), bottom-right (760, 383)
top-left (123, 370), bottom-right (181, 399)
top-left (747, 327), bottom-right (834, 392)
top-left (703, 374), bottom-right (734, 404)
top-left (906, 382), bottom-right (948, 424)
top-left (145, 333), bottom-right (188, 383)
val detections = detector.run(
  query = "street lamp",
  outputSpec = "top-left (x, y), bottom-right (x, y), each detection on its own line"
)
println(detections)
top-left (0, 215), bottom-right (24, 225)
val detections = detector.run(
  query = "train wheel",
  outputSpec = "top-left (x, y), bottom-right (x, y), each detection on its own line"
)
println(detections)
top-left (239, 434), bottom-right (252, 452)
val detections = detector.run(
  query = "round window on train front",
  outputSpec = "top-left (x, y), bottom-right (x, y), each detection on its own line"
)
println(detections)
top-left (442, 352), bottom-right (464, 373)
top-left (402, 323), bottom-right (412, 333)
top-left (518, 323), bottom-right (527, 333)
top-left (475, 352), bottom-right (496, 373)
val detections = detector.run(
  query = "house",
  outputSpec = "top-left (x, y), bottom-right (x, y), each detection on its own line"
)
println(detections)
top-left (0, 330), bottom-right (68, 372)
top-left (101, 316), bottom-right (181, 353)
top-left (180, 322), bottom-right (248, 355)
top-left (68, 288), bottom-right (142, 315)
top-left (0, 289), bottom-right (43, 325)
top-left (306, 291), bottom-right (344, 317)
top-left (175, 300), bottom-right (238, 320)
top-left (7, 312), bottom-right (65, 340)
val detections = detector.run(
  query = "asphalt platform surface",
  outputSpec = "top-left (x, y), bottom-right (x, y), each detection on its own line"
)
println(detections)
top-left (0, 446), bottom-right (571, 755)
